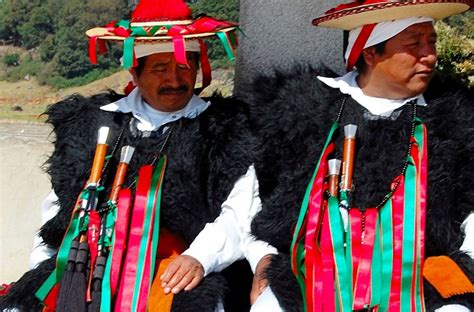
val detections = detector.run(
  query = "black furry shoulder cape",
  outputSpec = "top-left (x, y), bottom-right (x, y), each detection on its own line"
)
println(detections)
top-left (239, 66), bottom-right (474, 312)
top-left (0, 92), bottom-right (254, 312)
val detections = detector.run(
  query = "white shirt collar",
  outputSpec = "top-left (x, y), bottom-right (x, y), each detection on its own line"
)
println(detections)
top-left (100, 87), bottom-right (210, 131)
top-left (317, 70), bottom-right (427, 117)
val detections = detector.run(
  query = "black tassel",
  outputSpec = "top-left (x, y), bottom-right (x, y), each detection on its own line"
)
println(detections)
top-left (88, 255), bottom-right (107, 312)
top-left (88, 283), bottom-right (102, 312)
top-left (56, 240), bottom-right (79, 310)
top-left (58, 240), bottom-right (88, 312)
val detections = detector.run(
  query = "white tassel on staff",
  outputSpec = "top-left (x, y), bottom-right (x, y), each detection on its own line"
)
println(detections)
top-left (328, 159), bottom-right (342, 197)
top-left (341, 124), bottom-right (357, 191)
top-left (89, 126), bottom-right (110, 186)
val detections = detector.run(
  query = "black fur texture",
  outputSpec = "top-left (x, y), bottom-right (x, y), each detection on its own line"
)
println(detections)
top-left (239, 65), bottom-right (474, 311)
top-left (0, 92), bottom-right (253, 311)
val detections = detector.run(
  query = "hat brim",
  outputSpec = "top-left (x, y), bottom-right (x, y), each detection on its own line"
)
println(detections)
top-left (313, 0), bottom-right (472, 30)
top-left (86, 26), bottom-right (237, 42)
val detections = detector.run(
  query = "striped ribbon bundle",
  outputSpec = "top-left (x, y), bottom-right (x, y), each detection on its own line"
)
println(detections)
top-left (35, 155), bottom-right (168, 312)
top-left (291, 119), bottom-right (428, 311)
top-left (113, 157), bottom-right (167, 312)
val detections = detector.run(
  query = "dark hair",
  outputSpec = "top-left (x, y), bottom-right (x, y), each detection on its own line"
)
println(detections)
top-left (134, 52), bottom-right (200, 77)
top-left (354, 40), bottom-right (387, 72)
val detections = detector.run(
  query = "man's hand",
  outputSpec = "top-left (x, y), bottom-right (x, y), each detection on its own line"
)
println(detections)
top-left (250, 254), bottom-right (273, 304)
top-left (160, 255), bottom-right (204, 294)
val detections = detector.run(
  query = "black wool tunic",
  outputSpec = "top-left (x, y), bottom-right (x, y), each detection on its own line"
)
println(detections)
top-left (239, 66), bottom-right (474, 312)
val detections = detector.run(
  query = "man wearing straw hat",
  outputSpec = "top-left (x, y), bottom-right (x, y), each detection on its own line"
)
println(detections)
top-left (234, 0), bottom-right (474, 311)
top-left (0, 0), bottom-right (270, 311)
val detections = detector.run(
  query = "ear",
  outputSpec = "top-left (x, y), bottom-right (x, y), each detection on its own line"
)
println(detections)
top-left (129, 68), bottom-right (139, 84)
top-left (361, 46), bottom-right (377, 67)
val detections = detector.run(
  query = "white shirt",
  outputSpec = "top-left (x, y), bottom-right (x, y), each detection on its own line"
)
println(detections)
top-left (317, 70), bottom-right (427, 116)
top-left (100, 87), bottom-right (210, 131)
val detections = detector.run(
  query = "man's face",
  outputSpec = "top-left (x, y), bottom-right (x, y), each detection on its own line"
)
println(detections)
top-left (365, 22), bottom-right (437, 99)
top-left (131, 52), bottom-right (198, 112)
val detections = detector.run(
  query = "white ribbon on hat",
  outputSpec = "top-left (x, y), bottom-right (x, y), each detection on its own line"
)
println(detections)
top-left (120, 40), bottom-right (201, 65)
top-left (134, 40), bottom-right (201, 59)
top-left (345, 16), bottom-right (434, 68)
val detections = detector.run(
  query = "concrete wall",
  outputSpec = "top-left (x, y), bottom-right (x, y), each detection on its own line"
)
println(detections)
top-left (235, 0), bottom-right (345, 91)
top-left (0, 122), bottom-right (53, 283)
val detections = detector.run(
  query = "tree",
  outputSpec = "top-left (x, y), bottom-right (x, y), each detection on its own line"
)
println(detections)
top-left (189, 0), bottom-right (240, 67)
top-left (0, 0), bottom-right (44, 44)
top-left (190, 0), bottom-right (239, 21)
top-left (18, 6), bottom-right (53, 49)
top-left (49, 0), bottom-right (128, 79)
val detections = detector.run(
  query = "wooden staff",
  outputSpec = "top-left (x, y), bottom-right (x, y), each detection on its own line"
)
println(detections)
top-left (341, 124), bottom-right (357, 191)
top-left (328, 159), bottom-right (342, 197)
top-left (88, 127), bottom-right (110, 185)
top-left (109, 146), bottom-right (135, 203)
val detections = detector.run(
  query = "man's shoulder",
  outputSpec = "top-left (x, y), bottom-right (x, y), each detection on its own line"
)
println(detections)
top-left (238, 64), bottom-right (337, 104)
top-left (237, 65), bottom-right (343, 135)
top-left (425, 74), bottom-right (473, 102)
top-left (204, 95), bottom-right (248, 112)
top-left (424, 76), bottom-right (473, 119)
top-left (421, 77), bottom-right (474, 142)
top-left (45, 91), bottom-right (125, 131)
top-left (46, 91), bottom-right (124, 125)
top-left (198, 95), bottom-right (251, 126)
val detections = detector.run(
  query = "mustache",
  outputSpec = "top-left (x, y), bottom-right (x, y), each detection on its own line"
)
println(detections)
top-left (158, 85), bottom-right (189, 94)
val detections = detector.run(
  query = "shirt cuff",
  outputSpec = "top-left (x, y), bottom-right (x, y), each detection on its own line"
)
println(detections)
top-left (181, 221), bottom-right (243, 276)
top-left (244, 239), bottom-right (278, 273)
top-left (435, 304), bottom-right (470, 312)
top-left (460, 213), bottom-right (474, 259)
top-left (182, 245), bottom-right (220, 277)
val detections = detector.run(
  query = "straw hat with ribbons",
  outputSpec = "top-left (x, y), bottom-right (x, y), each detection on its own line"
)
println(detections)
top-left (86, 0), bottom-right (239, 90)
top-left (312, 0), bottom-right (472, 70)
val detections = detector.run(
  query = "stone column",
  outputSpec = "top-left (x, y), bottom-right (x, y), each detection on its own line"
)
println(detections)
top-left (235, 0), bottom-right (344, 92)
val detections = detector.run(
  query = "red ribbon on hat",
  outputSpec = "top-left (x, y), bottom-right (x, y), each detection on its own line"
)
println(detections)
top-left (167, 25), bottom-right (191, 66)
top-left (166, 17), bottom-right (236, 67)
top-left (346, 23), bottom-right (376, 71)
top-left (89, 20), bottom-right (132, 65)
top-left (123, 81), bottom-right (137, 96)
top-left (88, 37), bottom-right (109, 65)
top-left (321, 0), bottom-right (385, 71)
top-left (188, 16), bottom-right (235, 33)
top-left (199, 39), bottom-right (212, 91)
top-left (325, 0), bottom-right (387, 14)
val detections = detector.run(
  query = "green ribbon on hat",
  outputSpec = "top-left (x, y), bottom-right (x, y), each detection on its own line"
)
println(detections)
top-left (123, 37), bottom-right (135, 69)
top-left (216, 31), bottom-right (235, 61)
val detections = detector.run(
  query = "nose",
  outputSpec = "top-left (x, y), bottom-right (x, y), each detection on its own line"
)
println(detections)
top-left (166, 64), bottom-right (181, 88)
top-left (419, 42), bottom-right (437, 67)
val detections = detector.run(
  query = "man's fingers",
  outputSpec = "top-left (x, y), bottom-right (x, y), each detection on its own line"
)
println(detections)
top-left (250, 284), bottom-right (264, 305)
top-left (171, 270), bottom-right (200, 294)
top-left (250, 254), bottom-right (272, 304)
top-left (166, 265), bottom-right (188, 290)
top-left (160, 260), bottom-right (181, 284)
top-left (160, 255), bottom-right (204, 294)
top-left (250, 272), bottom-right (269, 304)
top-left (183, 273), bottom-right (204, 292)
top-left (171, 261), bottom-right (204, 293)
